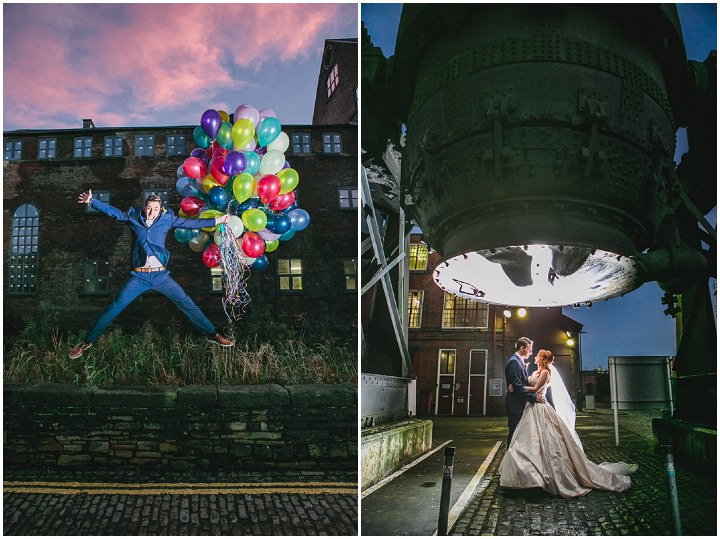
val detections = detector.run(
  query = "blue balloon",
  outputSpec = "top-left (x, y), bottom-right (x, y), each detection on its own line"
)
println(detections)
top-left (288, 208), bottom-right (310, 232)
top-left (257, 116), bottom-right (281, 147)
top-left (236, 198), bottom-right (260, 214)
top-left (174, 228), bottom-right (199, 243)
top-left (176, 176), bottom-right (203, 198)
top-left (252, 255), bottom-right (269, 271)
top-left (207, 186), bottom-right (229, 211)
top-left (266, 213), bottom-right (291, 235)
top-left (279, 228), bottom-right (296, 241)
top-left (243, 151), bottom-right (261, 175)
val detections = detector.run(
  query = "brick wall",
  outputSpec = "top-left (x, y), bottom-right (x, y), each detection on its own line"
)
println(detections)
top-left (4, 383), bottom-right (357, 471)
top-left (3, 124), bottom-right (357, 347)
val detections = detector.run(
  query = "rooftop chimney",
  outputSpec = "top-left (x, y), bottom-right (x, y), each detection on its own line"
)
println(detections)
top-left (83, 119), bottom-right (95, 129)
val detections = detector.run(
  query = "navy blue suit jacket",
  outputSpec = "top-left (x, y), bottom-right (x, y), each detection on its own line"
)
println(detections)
top-left (90, 199), bottom-right (216, 269)
top-left (504, 353), bottom-right (537, 414)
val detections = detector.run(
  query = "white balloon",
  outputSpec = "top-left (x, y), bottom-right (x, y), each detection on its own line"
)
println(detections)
top-left (267, 131), bottom-right (289, 153)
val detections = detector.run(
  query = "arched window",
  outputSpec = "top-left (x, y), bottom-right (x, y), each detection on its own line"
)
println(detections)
top-left (9, 204), bottom-right (39, 295)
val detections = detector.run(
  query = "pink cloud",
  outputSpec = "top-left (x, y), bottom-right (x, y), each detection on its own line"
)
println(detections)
top-left (3, 3), bottom-right (356, 130)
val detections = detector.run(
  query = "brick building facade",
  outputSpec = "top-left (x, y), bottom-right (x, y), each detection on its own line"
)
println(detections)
top-left (4, 40), bottom-right (358, 349)
top-left (407, 234), bottom-right (584, 416)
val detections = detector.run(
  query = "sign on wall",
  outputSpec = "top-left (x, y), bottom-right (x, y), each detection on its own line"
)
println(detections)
top-left (489, 378), bottom-right (503, 397)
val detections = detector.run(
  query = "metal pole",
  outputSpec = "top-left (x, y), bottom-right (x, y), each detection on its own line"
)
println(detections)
top-left (437, 446), bottom-right (456, 536)
top-left (662, 445), bottom-right (682, 535)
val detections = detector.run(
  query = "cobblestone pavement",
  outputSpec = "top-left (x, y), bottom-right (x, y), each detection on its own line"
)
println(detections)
top-left (3, 469), bottom-right (357, 535)
top-left (451, 410), bottom-right (717, 536)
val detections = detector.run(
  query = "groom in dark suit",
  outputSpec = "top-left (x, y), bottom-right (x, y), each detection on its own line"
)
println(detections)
top-left (505, 336), bottom-right (545, 446)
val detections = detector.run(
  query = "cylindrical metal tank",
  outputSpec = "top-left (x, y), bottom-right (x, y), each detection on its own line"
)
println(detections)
top-left (393, 5), bottom-right (689, 306)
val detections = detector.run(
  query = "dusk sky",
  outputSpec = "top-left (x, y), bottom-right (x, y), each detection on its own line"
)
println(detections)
top-left (362, 3), bottom-right (717, 370)
top-left (3, 3), bottom-right (358, 130)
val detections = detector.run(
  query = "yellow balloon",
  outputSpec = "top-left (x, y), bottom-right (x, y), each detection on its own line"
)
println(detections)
top-left (277, 168), bottom-right (299, 194)
top-left (218, 110), bottom-right (229, 123)
top-left (199, 209), bottom-right (222, 232)
top-left (202, 175), bottom-right (221, 193)
top-left (232, 118), bottom-right (255, 150)
top-left (232, 173), bottom-right (255, 203)
top-left (265, 239), bottom-right (280, 253)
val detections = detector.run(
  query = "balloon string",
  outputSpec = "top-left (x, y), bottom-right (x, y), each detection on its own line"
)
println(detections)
top-left (218, 223), bottom-right (252, 324)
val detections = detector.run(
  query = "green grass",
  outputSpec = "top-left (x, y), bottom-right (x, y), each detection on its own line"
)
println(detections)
top-left (3, 322), bottom-right (357, 387)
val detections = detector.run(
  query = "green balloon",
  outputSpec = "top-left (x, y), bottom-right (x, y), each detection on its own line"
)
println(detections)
top-left (232, 173), bottom-right (255, 203)
top-left (216, 122), bottom-right (233, 150)
top-left (193, 125), bottom-right (211, 148)
top-left (242, 208), bottom-right (268, 232)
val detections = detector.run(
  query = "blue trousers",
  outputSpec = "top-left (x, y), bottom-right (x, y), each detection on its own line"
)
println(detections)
top-left (85, 270), bottom-right (216, 343)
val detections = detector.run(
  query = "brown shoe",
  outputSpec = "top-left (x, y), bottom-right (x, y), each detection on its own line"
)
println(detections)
top-left (206, 333), bottom-right (234, 347)
top-left (69, 341), bottom-right (92, 359)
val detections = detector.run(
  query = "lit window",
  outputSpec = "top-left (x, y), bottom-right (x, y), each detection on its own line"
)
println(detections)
top-left (439, 349), bottom-right (456, 374)
top-left (73, 137), bottom-right (93, 158)
top-left (4, 140), bottom-right (22, 161)
top-left (326, 64), bottom-right (339, 97)
top-left (290, 132), bottom-right (311, 154)
top-left (9, 204), bottom-right (39, 295)
top-left (344, 259), bottom-right (357, 290)
top-left (211, 267), bottom-right (224, 292)
top-left (442, 293), bottom-right (489, 329)
top-left (104, 136), bottom-right (123, 157)
top-left (86, 190), bottom-right (111, 214)
top-left (38, 138), bottom-right (57, 160)
top-left (135, 134), bottom-right (155, 157)
top-left (322, 132), bottom-right (342, 154)
top-left (408, 290), bottom-right (424, 328)
top-left (338, 187), bottom-right (358, 209)
top-left (409, 243), bottom-right (429, 271)
top-left (278, 257), bottom-right (303, 292)
top-left (84, 260), bottom-right (110, 294)
top-left (142, 189), bottom-right (169, 208)
top-left (166, 134), bottom-right (186, 156)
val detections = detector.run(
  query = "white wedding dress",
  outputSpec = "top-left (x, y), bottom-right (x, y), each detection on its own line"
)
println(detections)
top-left (499, 369), bottom-right (636, 498)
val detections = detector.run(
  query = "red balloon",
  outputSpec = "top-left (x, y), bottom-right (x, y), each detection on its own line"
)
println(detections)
top-left (180, 196), bottom-right (205, 216)
top-left (269, 190), bottom-right (296, 211)
top-left (202, 243), bottom-right (221, 268)
top-left (257, 175), bottom-right (281, 205)
top-left (183, 157), bottom-right (208, 180)
top-left (210, 156), bottom-right (229, 186)
top-left (241, 231), bottom-right (266, 258)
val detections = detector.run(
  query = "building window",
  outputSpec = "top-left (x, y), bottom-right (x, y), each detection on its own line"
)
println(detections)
top-left (4, 140), bottom-right (22, 161)
top-left (278, 257), bottom-right (303, 292)
top-left (442, 292), bottom-right (489, 329)
top-left (326, 64), bottom-right (339, 98)
top-left (135, 134), bottom-right (155, 157)
top-left (211, 267), bottom-right (224, 292)
top-left (344, 259), bottom-right (357, 290)
top-left (73, 137), bottom-right (93, 158)
top-left (9, 204), bottom-right (39, 295)
top-left (166, 134), bottom-right (186, 156)
top-left (338, 187), bottom-right (358, 209)
top-left (86, 190), bottom-right (111, 214)
top-left (408, 290), bottom-right (424, 328)
top-left (409, 243), bottom-right (429, 271)
top-left (38, 138), bottom-right (57, 160)
top-left (84, 260), bottom-right (110, 294)
top-left (105, 136), bottom-right (124, 157)
top-left (322, 132), bottom-right (342, 154)
top-left (290, 132), bottom-right (311, 154)
top-left (142, 189), bottom-right (169, 208)
top-left (439, 349), bottom-right (456, 375)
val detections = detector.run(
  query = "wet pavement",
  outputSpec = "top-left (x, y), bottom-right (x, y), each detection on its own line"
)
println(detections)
top-left (362, 410), bottom-right (716, 536)
top-left (3, 469), bottom-right (357, 535)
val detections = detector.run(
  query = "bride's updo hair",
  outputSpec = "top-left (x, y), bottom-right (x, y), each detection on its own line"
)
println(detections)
top-left (537, 349), bottom-right (554, 371)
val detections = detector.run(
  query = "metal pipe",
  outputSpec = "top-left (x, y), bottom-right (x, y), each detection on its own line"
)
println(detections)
top-left (661, 444), bottom-right (682, 535)
top-left (437, 446), bottom-right (455, 535)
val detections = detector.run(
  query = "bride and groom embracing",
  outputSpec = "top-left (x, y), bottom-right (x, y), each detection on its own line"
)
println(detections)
top-left (501, 337), bottom-right (637, 498)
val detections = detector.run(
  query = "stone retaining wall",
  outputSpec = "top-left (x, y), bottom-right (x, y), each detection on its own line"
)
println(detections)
top-left (3, 383), bottom-right (357, 471)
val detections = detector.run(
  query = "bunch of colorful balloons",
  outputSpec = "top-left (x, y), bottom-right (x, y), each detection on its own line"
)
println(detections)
top-left (173, 104), bottom-right (311, 272)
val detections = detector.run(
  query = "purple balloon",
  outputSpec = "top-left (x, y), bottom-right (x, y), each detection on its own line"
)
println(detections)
top-left (224, 151), bottom-right (248, 176)
top-left (257, 228), bottom-right (281, 241)
top-left (190, 148), bottom-right (206, 160)
top-left (201, 109), bottom-right (221, 139)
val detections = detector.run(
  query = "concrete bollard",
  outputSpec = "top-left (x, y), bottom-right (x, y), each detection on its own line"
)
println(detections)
top-left (661, 444), bottom-right (682, 535)
top-left (437, 446), bottom-right (455, 536)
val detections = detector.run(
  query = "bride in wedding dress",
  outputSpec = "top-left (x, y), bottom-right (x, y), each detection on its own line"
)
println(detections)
top-left (499, 349), bottom-right (637, 498)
